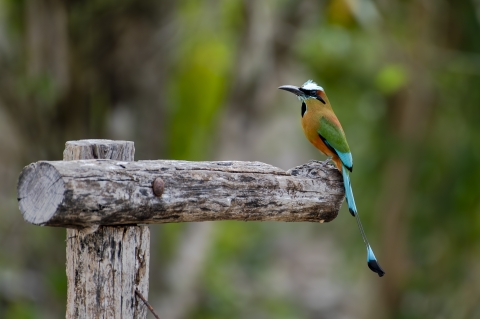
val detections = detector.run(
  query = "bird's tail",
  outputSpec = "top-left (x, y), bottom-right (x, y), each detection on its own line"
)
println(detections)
top-left (342, 165), bottom-right (385, 277)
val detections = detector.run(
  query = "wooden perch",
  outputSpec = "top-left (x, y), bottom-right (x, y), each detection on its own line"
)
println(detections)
top-left (18, 159), bottom-right (344, 228)
top-left (16, 140), bottom-right (347, 319)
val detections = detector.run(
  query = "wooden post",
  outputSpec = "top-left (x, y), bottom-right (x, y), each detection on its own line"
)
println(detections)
top-left (64, 140), bottom-right (150, 319)
top-left (17, 139), bottom-right (346, 318)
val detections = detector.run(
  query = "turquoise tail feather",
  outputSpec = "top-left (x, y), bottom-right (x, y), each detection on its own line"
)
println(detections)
top-left (341, 165), bottom-right (357, 217)
top-left (342, 165), bottom-right (385, 277)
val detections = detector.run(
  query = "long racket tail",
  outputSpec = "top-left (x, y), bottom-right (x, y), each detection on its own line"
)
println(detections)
top-left (342, 165), bottom-right (385, 277)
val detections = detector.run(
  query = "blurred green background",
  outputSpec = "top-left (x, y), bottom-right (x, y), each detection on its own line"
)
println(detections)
top-left (1, 0), bottom-right (480, 318)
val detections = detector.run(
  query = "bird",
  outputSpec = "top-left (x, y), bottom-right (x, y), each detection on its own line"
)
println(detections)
top-left (279, 80), bottom-right (385, 277)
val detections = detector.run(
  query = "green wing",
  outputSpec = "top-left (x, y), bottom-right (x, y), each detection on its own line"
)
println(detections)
top-left (318, 116), bottom-right (350, 153)
top-left (318, 116), bottom-right (352, 169)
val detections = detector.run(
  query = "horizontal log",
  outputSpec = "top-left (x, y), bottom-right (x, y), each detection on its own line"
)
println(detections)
top-left (17, 159), bottom-right (344, 228)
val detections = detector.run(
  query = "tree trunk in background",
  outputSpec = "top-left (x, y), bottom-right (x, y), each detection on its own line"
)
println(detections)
top-left (154, 222), bottom-right (214, 319)
top-left (108, 2), bottom-right (177, 160)
top-left (1, 1), bottom-right (174, 162)
top-left (216, 0), bottom-right (309, 162)
top-left (26, 0), bottom-right (69, 93)
top-left (377, 1), bottom-right (438, 315)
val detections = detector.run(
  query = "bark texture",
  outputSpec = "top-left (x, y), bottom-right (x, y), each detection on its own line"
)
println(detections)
top-left (60, 140), bottom-right (150, 319)
top-left (18, 159), bottom-right (344, 228)
top-left (66, 226), bottom-right (150, 319)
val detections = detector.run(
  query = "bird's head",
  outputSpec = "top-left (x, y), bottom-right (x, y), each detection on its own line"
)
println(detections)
top-left (278, 80), bottom-right (327, 104)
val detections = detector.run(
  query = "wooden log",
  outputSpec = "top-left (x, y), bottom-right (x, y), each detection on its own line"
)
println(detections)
top-left (60, 140), bottom-right (150, 319)
top-left (18, 159), bottom-right (345, 228)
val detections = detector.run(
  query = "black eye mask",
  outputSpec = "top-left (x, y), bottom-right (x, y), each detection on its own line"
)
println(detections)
top-left (299, 88), bottom-right (326, 104)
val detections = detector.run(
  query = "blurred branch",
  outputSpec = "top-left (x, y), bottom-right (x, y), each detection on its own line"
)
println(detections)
top-left (26, 0), bottom-right (69, 93)
top-left (154, 222), bottom-right (214, 319)
top-left (136, 289), bottom-right (161, 319)
top-left (217, 1), bottom-right (311, 160)
top-left (376, 1), bottom-right (441, 315)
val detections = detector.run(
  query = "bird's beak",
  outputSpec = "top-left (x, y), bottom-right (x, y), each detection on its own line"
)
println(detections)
top-left (278, 85), bottom-right (304, 97)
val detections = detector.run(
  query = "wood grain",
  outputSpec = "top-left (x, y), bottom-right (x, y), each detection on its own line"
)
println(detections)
top-left (66, 226), bottom-right (150, 319)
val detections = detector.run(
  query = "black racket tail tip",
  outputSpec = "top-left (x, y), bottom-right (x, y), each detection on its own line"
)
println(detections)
top-left (367, 259), bottom-right (385, 277)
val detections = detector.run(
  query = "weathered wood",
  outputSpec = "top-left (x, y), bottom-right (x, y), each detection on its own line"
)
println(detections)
top-left (63, 139), bottom-right (135, 161)
top-left (18, 159), bottom-right (344, 228)
top-left (66, 226), bottom-right (150, 319)
top-left (61, 140), bottom-right (150, 319)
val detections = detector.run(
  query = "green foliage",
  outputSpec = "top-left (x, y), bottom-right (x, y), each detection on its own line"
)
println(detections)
top-left (5, 301), bottom-right (36, 319)
top-left (375, 64), bottom-right (408, 95)
top-left (167, 37), bottom-right (231, 160)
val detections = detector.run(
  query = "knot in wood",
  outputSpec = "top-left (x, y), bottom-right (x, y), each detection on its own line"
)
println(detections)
top-left (152, 177), bottom-right (165, 197)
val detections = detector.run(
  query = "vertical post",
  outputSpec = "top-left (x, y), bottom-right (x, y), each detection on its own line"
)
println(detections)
top-left (64, 140), bottom-right (150, 319)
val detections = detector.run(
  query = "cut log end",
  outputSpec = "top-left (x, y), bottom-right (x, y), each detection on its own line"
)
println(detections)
top-left (18, 162), bottom-right (65, 225)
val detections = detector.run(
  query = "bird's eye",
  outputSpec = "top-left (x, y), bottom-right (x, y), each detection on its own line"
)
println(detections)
top-left (299, 88), bottom-right (309, 95)
top-left (299, 88), bottom-right (326, 104)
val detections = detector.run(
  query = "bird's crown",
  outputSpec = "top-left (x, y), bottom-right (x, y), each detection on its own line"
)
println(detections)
top-left (301, 80), bottom-right (324, 91)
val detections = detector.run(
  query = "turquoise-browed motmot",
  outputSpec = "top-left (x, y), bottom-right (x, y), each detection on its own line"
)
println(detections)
top-left (279, 80), bottom-right (385, 277)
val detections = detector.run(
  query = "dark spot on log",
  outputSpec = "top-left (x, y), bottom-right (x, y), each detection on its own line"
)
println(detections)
top-left (307, 211), bottom-right (320, 217)
top-left (119, 164), bottom-right (126, 168)
top-left (118, 242), bottom-right (122, 258)
top-left (216, 162), bottom-right (233, 166)
top-left (152, 178), bottom-right (165, 197)
top-left (110, 238), bottom-right (116, 261)
top-left (64, 189), bottom-right (74, 202)
top-left (161, 167), bottom-right (170, 171)
top-left (131, 208), bottom-right (157, 222)
top-left (154, 214), bottom-right (180, 220)
top-left (92, 147), bottom-right (99, 159)
top-left (139, 189), bottom-right (149, 196)
top-left (290, 169), bottom-right (300, 176)
top-left (96, 280), bottom-right (102, 305)
top-left (240, 175), bottom-right (255, 183)
top-left (245, 199), bottom-right (262, 208)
